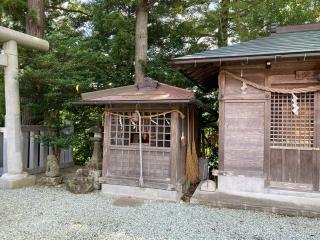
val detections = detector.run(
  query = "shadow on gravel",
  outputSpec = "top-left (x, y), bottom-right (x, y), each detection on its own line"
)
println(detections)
top-left (112, 197), bottom-right (144, 207)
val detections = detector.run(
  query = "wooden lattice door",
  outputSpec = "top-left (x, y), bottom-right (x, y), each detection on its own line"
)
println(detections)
top-left (269, 92), bottom-right (320, 191)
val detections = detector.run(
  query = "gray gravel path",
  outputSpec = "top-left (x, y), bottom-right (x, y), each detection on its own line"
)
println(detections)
top-left (0, 186), bottom-right (319, 240)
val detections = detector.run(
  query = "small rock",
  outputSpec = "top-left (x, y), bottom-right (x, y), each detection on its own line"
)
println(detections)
top-left (38, 176), bottom-right (63, 186)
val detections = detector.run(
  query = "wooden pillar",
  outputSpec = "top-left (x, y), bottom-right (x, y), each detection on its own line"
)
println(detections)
top-left (102, 108), bottom-right (110, 178)
top-left (218, 71), bottom-right (225, 171)
top-left (170, 112), bottom-right (180, 188)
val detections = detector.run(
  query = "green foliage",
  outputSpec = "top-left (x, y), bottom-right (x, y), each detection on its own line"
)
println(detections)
top-left (229, 0), bottom-right (320, 42)
top-left (33, 117), bottom-right (75, 158)
top-left (0, 0), bottom-right (27, 29)
top-left (34, 132), bottom-right (74, 151)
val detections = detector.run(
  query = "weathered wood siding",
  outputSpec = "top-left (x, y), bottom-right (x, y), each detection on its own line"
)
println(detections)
top-left (219, 60), bottom-right (320, 191)
top-left (101, 105), bottom-right (191, 191)
top-left (224, 102), bottom-right (265, 175)
top-left (219, 68), bottom-right (267, 177)
top-left (266, 61), bottom-right (320, 191)
top-left (108, 147), bottom-right (171, 179)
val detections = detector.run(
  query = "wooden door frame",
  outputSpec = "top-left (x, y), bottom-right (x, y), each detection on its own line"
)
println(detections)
top-left (265, 90), bottom-right (320, 192)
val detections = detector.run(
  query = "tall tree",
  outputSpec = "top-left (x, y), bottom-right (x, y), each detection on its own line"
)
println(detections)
top-left (134, 0), bottom-right (149, 83)
top-left (26, 0), bottom-right (45, 37)
top-left (22, 0), bottom-right (45, 125)
top-left (217, 0), bottom-right (230, 47)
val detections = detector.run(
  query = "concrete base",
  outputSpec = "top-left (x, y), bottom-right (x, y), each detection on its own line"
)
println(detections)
top-left (191, 184), bottom-right (320, 217)
top-left (0, 173), bottom-right (35, 189)
top-left (101, 184), bottom-right (182, 202)
top-left (218, 175), bottom-right (264, 193)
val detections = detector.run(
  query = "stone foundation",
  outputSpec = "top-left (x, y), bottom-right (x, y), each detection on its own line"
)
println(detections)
top-left (0, 173), bottom-right (35, 189)
top-left (101, 184), bottom-right (182, 202)
top-left (218, 175), bottom-right (265, 193)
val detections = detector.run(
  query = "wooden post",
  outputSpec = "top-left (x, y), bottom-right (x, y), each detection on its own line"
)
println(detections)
top-left (314, 92), bottom-right (320, 191)
top-left (170, 112), bottom-right (179, 188)
top-left (264, 71), bottom-right (271, 185)
top-left (102, 108), bottom-right (110, 178)
top-left (218, 71), bottom-right (225, 171)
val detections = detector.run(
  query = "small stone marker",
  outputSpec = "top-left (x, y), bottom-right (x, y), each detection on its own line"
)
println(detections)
top-left (200, 180), bottom-right (216, 192)
top-left (38, 155), bottom-right (63, 186)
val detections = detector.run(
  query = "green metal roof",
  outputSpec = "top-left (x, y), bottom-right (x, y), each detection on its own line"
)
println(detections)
top-left (173, 30), bottom-right (320, 62)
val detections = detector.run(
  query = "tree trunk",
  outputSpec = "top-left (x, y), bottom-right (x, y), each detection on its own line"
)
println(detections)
top-left (218, 0), bottom-right (230, 47)
top-left (23, 0), bottom-right (45, 125)
top-left (26, 0), bottom-right (45, 37)
top-left (134, 0), bottom-right (148, 84)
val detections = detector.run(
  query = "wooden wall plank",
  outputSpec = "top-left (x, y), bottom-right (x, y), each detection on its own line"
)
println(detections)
top-left (284, 149), bottom-right (299, 183)
top-left (270, 149), bottom-right (282, 182)
top-left (300, 150), bottom-right (313, 184)
top-left (223, 102), bottom-right (265, 174)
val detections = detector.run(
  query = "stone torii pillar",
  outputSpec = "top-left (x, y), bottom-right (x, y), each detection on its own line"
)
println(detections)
top-left (0, 26), bottom-right (49, 188)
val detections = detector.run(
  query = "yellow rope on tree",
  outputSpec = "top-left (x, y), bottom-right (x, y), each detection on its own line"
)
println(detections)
top-left (221, 70), bottom-right (320, 94)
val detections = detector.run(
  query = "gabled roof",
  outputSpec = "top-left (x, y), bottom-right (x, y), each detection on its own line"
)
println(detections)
top-left (77, 77), bottom-right (198, 105)
top-left (172, 23), bottom-right (320, 91)
top-left (173, 23), bottom-right (320, 64)
top-left (173, 30), bottom-right (320, 62)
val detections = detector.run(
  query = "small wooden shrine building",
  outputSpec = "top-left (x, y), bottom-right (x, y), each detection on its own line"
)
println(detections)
top-left (78, 78), bottom-right (201, 201)
top-left (172, 23), bottom-right (320, 195)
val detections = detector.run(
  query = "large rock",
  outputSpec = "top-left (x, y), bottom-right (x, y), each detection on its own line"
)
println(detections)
top-left (66, 177), bottom-right (94, 194)
top-left (65, 168), bottom-right (95, 194)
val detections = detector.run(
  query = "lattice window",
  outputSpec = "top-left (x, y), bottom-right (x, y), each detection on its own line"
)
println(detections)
top-left (110, 112), bottom-right (171, 148)
top-left (271, 92), bottom-right (315, 148)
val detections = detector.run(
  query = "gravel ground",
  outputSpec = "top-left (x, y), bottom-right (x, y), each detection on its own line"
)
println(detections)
top-left (0, 186), bottom-right (319, 240)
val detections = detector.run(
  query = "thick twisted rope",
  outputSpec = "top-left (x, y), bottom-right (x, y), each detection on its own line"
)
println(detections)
top-left (105, 109), bottom-right (185, 119)
top-left (221, 70), bottom-right (320, 94)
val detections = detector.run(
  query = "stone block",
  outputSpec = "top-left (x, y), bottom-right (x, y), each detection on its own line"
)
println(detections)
top-left (218, 175), bottom-right (265, 193)
top-left (0, 174), bottom-right (35, 189)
